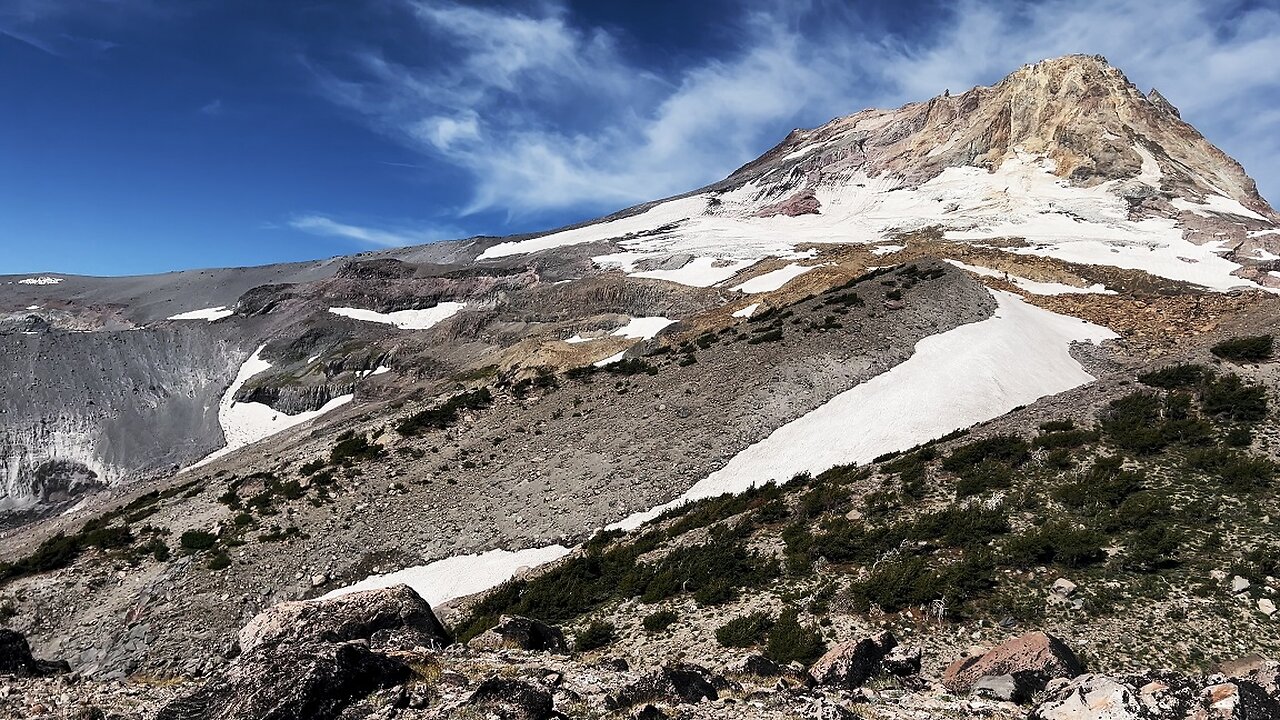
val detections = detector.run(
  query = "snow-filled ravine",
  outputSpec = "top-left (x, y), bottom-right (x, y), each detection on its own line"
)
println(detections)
top-left (326, 290), bottom-right (1118, 605)
top-left (329, 302), bottom-right (465, 330)
top-left (185, 347), bottom-right (353, 470)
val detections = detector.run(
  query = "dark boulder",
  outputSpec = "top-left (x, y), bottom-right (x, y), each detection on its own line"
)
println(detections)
top-left (466, 678), bottom-right (555, 720)
top-left (469, 615), bottom-right (568, 653)
top-left (615, 664), bottom-right (722, 707)
top-left (943, 631), bottom-right (1083, 696)
top-left (237, 585), bottom-right (451, 654)
top-left (156, 641), bottom-right (410, 720)
top-left (0, 629), bottom-right (70, 677)
top-left (808, 631), bottom-right (896, 689)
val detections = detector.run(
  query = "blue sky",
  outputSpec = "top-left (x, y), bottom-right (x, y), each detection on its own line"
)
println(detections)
top-left (3, 0), bottom-right (1280, 276)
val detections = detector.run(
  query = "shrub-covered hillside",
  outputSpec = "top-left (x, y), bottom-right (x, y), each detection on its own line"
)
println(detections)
top-left (452, 357), bottom-right (1280, 672)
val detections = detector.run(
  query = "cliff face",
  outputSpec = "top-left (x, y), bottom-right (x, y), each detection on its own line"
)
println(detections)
top-left (0, 325), bottom-right (250, 510)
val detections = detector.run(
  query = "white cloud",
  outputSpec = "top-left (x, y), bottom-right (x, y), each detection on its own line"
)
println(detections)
top-left (313, 0), bottom-right (1280, 217)
top-left (288, 214), bottom-right (461, 247)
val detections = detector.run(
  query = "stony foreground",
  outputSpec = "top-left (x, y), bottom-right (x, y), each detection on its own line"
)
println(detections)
top-left (2, 585), bottom-right (1278, 720)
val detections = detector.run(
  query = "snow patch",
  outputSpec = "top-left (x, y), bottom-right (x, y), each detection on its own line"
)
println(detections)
top-left (168, 306), bottom-right (234, 322)
top-left (1172, 194), bottom-right (1268, 222)
top-left (613, 291), bottom-right (1117, 530)
top-left (612, 316), bottom-right (675, 340)
top-left (324, 545), bottom-right (572, 607)
top-left (593, 351), bottom-right (626, 367)
top-left (17, 276), bottom-right (61, 286)
top-left (329, 302), bottom-right (465, 330)
top-left (872, 244), bottom-right (905, 255)
top-left (732, 303), bottom-right (760, 318)
top-left (944, 260), bottom-right (1115, 295)
top-left (731, 263), bottom-right (817, 293)
top-left (185, 347), bottom-right (353, 470)
top-left (629, 256), bottom-right (756, 287)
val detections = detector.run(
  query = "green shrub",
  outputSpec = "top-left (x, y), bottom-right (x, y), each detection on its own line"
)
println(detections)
top-left (1201, 374), bottom-right (1267, 422)
top-left (179, 529), bottom-right (218, 552)
top-left (1224, 426), bottom-right (1254, 447)
top-left (1186, 448), bottom-right (1275, 491)
top-left (1033, 428), bottom-right (1101, 450)
top-left (715, 611), bottom-right (774, 648)
top-left (396, 388), bottom-right (493, 435)
top-left (909, 505), bottom-right (1010, 548)
top-left (1005, 522), bottom-right (1106, 568)
top-left (329, 433), bottom-right (384, 465)
top-left (206, 551), bottom-right (232, 571)
top-left (574, 620), bottom-right (615, 651)
top-left (1211, 335), bottom-right (1273, 362)
top-left (1121, 525), bottom-right (1182, 572)
top-left (1139, 363), bottom-right (1208, 389)
top-left (953, 460), bottom-right (1016, 497)
top-left (942, 435), bottom-right (1029, 472)
top-left (765, 608), bottom-right (825, 665)
top-left (642, 609), bottom-right (679, 633)
top-left (148, 538), bottom-right (171, 562)
top-left (849, 555), bottom-right (942, 612)
top-left (81, 525), bottom-right (134, 550)
top-left (299, 459), bottom-right (326, 476)
top-left (1056, 456), bottom-right (1144, 510)
top-left (1100, 392), bottom-right (1172, 453)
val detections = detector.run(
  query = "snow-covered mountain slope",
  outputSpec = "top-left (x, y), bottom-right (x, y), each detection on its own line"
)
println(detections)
top-left (482, 55), bottom-right (1279, 293)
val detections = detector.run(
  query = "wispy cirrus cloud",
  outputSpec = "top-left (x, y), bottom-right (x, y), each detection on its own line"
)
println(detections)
top-left (310, 0), bottom-right (1280, 219)
top-left (288, 214), bottom-right (462, 247)
top-left (0, 0), bottom-right (161, 56)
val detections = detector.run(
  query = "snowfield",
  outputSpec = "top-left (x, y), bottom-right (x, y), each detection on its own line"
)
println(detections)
top-left (323, 545), bottom-right (571, 607)
top-left (329, 302), bottom-right (465, 330)
top-left (613, 290), bottom-right (1117, 529)
top-left (732, 263), bottom-right (818, 293)
top-left (167, 306), bottom-right (234, 322)
top-left (186, 347), bottom-right (353, 470)
top-left (470, 151), bottom-right (1275, 292)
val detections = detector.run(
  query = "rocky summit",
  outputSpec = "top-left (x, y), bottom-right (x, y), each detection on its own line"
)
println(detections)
top-left (4, 53), bottom-right (1280, 719)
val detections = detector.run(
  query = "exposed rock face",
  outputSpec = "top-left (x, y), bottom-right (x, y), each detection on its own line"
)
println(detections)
top-left (0, 629), bottom-right (70, 677)
top-left (469, 615), bottom-right (567, 653)
top-left (808, 631), bottom-right (897, 689)
top-left (0, 325), bottom-right (249, 510)
top-left (237, 585), bottom-right (451, 654)
top-left (942, 631), bottom-right (1083, 695)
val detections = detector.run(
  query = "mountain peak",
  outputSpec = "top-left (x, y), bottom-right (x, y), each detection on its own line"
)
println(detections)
top-left (730, 54), bottom-right (1275, 224)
